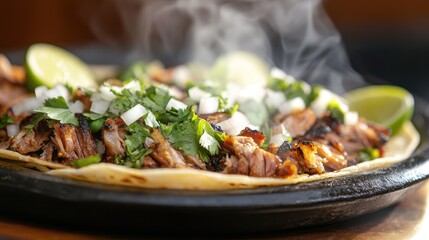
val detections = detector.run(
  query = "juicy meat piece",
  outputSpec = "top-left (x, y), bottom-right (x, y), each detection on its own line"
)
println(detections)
top-left (9, 122), bottom-right (51, 155)
top-left (199, 112), bottom-right (230, 124)
top-left (73, 88), bottom-right (92, 112)
top-left (289, 139), bottom-right (347, 174)
top-left (142, 156), bottom-right (160, 169)
top-left (303, 116), bottom-right (389, 161)
top-left (184, 154), bottom-right (207, 170)
top-left (339, 121), bottom-right (389, 154)
top-left (150, 128), bottom-right (187, 168)
top-left (40, 141), bottom-right (55, 161)
top-left (238, 127), bottom-right (266, 147)
top-left (276, 158), bottom-right (299, 177)
top-left (222, 135), bottom-right (281, 177)
top-left (51, 116), bottom-right (98, 164)
top-left (274, 109), bottom-right (317, 137)
top-left (102, 118), bottom-right (127, 160)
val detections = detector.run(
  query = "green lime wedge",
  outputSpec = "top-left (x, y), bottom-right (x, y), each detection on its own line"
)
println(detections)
top-left (25, 43), bottom-right (97, 90)
top-left (345, 85), bottom-right (414, 135)
top-left (208, 51), bottom-right (269, 88)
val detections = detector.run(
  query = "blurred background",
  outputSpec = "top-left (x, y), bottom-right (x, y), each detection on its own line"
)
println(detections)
top-left (1, 0), bottom-right (429, 98)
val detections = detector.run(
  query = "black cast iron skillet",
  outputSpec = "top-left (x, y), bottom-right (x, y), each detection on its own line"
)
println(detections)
top-left (0, 94), bottom-right (428, 234)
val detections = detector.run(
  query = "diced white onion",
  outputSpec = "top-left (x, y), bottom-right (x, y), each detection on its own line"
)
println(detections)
top-left (270, 67), bottom-right (288, 79)
top-left (198, 97), bottom-right (219, 115)
top-left (145, 137), bottom-right (155, 148)
top-left (345, 111), bottom-right (359, 125)
top-left (90, 100), bottom-right (111, 114)
top-left (218, 111), bottom-right (254, 136)
top-left (188, 86), bottom-right (211, 102)
top-left (6, 124), bottom-right (19, 137)
top-left (278, 97), bottom-right (306, 115)
top-left (310, 89), bottom-right (333, 117)
top-left (123, 80), bottom-right (141, 92)
top-left (229, 83), bottom-right (266, 103)
top-left (12, 97), bottom-right (43, 115)
top-left (35, 86), bottom-right (48, 98)
top-left (172, 66), bottom-right (191, 88)
top-left (265, 89), bottom-right (286, 108)
top-left (120, 104), bottom-right (148, 126)
top-left (68, 100), bottom-right (84, 113)
top-left (44, 84), bottom-right (70, 101)
top-left (166, 99), bottom-right (187, 111)
top-left (99, 86), bottom-right (117, 101)
top-left (96, 140), bottom-right (105, 155)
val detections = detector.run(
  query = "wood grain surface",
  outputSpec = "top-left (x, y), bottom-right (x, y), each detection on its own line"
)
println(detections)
top-left (0, 181), bottom-right (428, 240)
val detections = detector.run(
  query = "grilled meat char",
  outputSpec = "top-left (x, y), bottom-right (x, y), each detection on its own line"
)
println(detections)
top-left (150, 128), bottom-right (188, 168)
top-left (9, 120), bottom-right (51, 155)
top-left (221, 108), bottom-right (389, 177)
top-left (51, 114), bottom-right (98, 165)
top-left (274, 108), bottom-right (317, 137)
top-left (101, 118), bottom-right (127, 163)
top-left (222, 135), bottom-right (282, 177)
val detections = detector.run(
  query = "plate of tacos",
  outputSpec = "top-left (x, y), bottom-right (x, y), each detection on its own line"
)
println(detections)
top-left (0, 44), bottom-right (427, 233)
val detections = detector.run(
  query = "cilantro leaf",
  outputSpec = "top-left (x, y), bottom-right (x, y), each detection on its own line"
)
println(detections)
top-left (35, 107), bottom-right (78, 126)
top-left (116, 122), bottom-right (152, 168)
top-left (161, 108), bottom-right (224, 162)
top-left (44, 97), bottom-right (68, 109)
top-left (0, 114), bottom-right (14, 129)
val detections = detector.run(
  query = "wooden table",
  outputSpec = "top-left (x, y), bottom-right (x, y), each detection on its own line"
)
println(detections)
top-left (1, 181), bottom-right (428, 240)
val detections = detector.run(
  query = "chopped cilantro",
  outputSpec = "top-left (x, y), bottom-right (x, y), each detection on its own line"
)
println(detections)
top-left (306, 85), bottom-right (322, 105)
top-left (44, 96), bottom-right (68, 108)
top-left (110, 87), bottom-right (171, 117)
top-left (161, 107), bottom-right (224, 162)
top-left (34, 97), bottom-right (78, 126)
top-left (217, 96), bottom-right (239, 116)
top-left (285, 81), bottom-right (307, 100)
top-left (327, 100), bottom-right (345, 122)
top-left (268, 77), bottom-right (289, 92)
top-left (116, 122), bottom-right (152, 168)
top-left (0, 114), bottom-right (14, 129)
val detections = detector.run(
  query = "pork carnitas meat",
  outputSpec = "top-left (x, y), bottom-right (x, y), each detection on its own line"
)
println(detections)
top-left (51, 115), bottom-right (98, 164)
top-left (102, 117), bottom-right (127, 163)
top-left (222, 135), bottom-right (288, 177)
top-left (150, 128), bottom-right (207, 169)
top-left (274, 108), bottom-right (317, 137)
top-left (9, 121), bottom-right (51, 155)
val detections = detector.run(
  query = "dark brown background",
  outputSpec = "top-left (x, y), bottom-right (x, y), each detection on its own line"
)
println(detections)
top-left (1, 0), bottom-right (429, 98)
top-left (1, 0), bottom-right (428, 50)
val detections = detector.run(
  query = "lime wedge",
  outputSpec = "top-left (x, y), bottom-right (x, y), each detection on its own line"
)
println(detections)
top-left (25, 43), bottom-right (97, 90)
top-left (345, 85), bottom-right (414, 135)
top-left (208, 51), bottom-right (269, 88)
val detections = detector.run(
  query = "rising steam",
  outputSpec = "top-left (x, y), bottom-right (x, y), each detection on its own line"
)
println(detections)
top-left (88, 0), bottom-right (364, 93)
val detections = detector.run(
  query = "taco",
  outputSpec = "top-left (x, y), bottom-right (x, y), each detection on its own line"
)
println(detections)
top-left (0, 50), bottom-right (420, 190)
